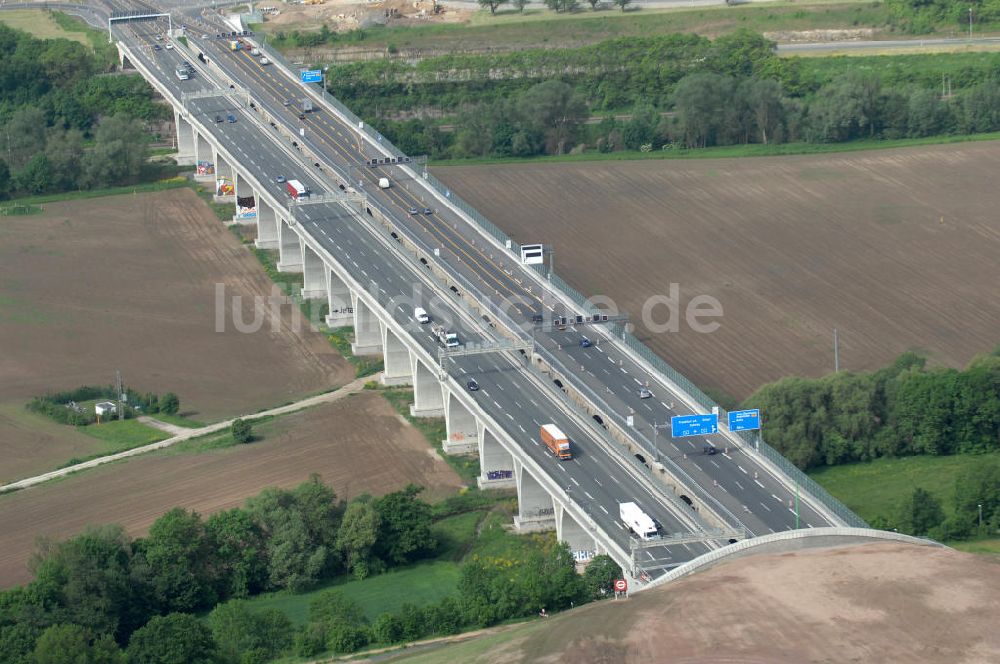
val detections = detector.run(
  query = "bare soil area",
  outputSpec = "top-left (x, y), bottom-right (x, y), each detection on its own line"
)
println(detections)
top-left (435, 143), bottom-right (1000, 400)
top-left (0, 390), bottom-right (463, 588)
top-left (0, 189), bottom-right (353, 482)
top-left (388, 541), bottom-right (1000, 663)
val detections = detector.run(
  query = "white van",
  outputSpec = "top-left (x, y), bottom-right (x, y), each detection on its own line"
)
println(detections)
top-left (414, 307), bottom-right (430, 324)
top-left (378, 177), bottom-right (390, 189)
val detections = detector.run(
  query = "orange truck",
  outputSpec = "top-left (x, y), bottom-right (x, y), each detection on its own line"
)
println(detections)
top-left (540, 424), bottom-right (571, 460)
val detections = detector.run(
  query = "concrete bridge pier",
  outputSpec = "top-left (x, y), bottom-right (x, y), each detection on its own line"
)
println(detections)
top-left (300, 242), bottom-right (326, 299)
top-left (351, 295), bottom-right (382, 355)
top-left (556, 504), bottom-right (597, 558)
top-left (194, 131), bottom-right (213, 178)
top-left (174, 110), bottom-right (196, 165)
top-left (380, 325), bottom-right (413, 386)
top-left (214, 148), bottom-right (233, 181)
top-left (255, 200), bottom-right (279, 249)
top-left (513, 458), bottom-right (556, 532)
top-left (477, 426), bottom-right (516, 490)
top-left (276, 218), bottom-right (302, 273)
top-left (325, 270), bottom-right (352, 328)
top-left (443, 389), bottom-right (478, 454)
top-left (410, 357), bottom-right (445, 417)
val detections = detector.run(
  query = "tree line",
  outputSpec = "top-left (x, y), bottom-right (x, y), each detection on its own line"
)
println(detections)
top-left (0, 23), bottom-right (170, 199)
top-left (321, 30), bottom-right (1000, 159)
top-left (0, 478), bottom-right (621, 663)
top-left (744, 348), bottom-right (1000, 470)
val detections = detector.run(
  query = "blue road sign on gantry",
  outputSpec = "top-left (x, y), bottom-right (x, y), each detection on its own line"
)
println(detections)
top-left (727, 409), bottom-right (761, 432)
top-left (300, 69), bottom-right (322, 83)
top-left (671, 414), bottom-right (718, 438)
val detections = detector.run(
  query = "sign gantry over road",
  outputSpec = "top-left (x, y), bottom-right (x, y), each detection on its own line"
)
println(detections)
top-left (728, 408), bottom-right (761, 432)
top-left (670, 414), bottom-right (719, 438)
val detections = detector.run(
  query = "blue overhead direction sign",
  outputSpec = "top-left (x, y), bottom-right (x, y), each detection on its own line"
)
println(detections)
top-left (728, 409), bottom-right (761, 432)
top-left (300, 69), bottom-right (322, 83)
top-left (671, 414), bottom-right (718, 438)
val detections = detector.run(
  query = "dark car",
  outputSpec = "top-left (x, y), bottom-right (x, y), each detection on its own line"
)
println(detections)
top-left (530, 313), bottom-right (544, 324)
top-left (466, 379), bottom-right (480, 392)
top-left (422, 207), bottom-right (433, 215)
top-left (226, 114), bottom-right (236, 123)
top-left (283, 99), bottom-right (291, 107)
top-left (275, 175), bottom-right (286, 183)
top-left (215, 115), bottom-right (223, 123)
top-left (298, 113), bottom-right (305, 120)
top-left (408, 206), bottom-right (418, 215)
top-left (580, 337), bottom-right (592, 348)
top-left (153, 44), bottom-right (162, 51)
top-left (703, 443), bottom-right (717, 456)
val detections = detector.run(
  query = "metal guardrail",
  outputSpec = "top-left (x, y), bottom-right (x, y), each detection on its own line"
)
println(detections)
top-left (259, 37), bottom-right (865, 530)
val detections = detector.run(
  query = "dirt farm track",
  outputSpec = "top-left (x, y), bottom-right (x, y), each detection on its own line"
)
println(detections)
top-left (435, 142), bottom-right (1000, 400)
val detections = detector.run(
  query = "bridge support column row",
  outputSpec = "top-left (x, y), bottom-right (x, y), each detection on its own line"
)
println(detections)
top-left (325, 270), bottom-right (352, 328)
top-left (410, 357), bottom-right (444, 417)
top-left (277, 219), bottom-right (302, 273)
top-left (174, 111), bottom-right (196, 165)
top-left (351, 295), bottom-right (382, 355)
top-left (301, 243), bottom-right (326, 299)
top-left (381, 326), bottom-right (412, 386)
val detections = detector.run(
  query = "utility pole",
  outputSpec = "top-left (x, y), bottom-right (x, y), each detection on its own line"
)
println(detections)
top-left (115, 370), bottom-right (125, 421)
top-left (969, 7), bottom-right (973, 39)
top-left (651, 422), bottom-right (670, 464)
top-left (833, 328), bottom-right (840, 373)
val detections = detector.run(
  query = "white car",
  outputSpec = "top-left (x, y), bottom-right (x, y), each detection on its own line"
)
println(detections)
top-left (165, 43), bottom-right (174, 50)
top-left (414, 307), bottom-right (430, 324)
top-left (638, 388), bottom-right (653, 399)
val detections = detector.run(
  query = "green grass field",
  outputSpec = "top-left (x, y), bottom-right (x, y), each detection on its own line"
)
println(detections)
top-left (950, 538), bottom-right (1000, 556)
top-left (76, 419), bottom-right (169, 452)
top-left (0, 9), bottom-right (89, 46)
top-left (247, 560), bottom-right (463, 626)
top-left (808, 451), bottom-right (1000, 524)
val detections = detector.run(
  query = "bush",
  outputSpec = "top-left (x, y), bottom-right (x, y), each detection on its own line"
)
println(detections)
top-left (231, 418), bottom-right (253, 444)
top-left (159, 392), bottom-right (180, 415)
top-left (326, 625), bottom-right (370, 654)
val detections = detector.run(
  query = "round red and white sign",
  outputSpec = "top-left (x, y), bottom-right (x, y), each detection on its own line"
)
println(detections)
top-left (613, 579), bottom-right (627, 592)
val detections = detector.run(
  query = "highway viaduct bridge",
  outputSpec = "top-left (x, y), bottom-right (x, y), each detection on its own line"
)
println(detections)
top-left (108, 6), bottom-right (866, 584)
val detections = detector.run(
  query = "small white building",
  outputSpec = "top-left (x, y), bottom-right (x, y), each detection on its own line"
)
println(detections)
top-left (95, 401), bottom-right (117, 418)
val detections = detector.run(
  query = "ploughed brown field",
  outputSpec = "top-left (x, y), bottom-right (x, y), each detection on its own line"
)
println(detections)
top-left (387, 541), bottom-right (1000, 664)
top-left (0, 391), bottom-right (464, 588)
top-left (0, 189), bottom-right (353, 482)
top-left (434, 142), bottom-right (1000, 400)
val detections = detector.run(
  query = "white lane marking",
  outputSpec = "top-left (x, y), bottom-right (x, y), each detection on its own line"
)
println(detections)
top-left (709, 460), bottom-right (719, 468)
top-left (570, 477), bottom-right (580, 486)
top-left (532, 418), bottom-right (541, 426)
top-left (671, 443), bottom-right (680, 451)
top-left (722, 452), bottom-right (733, 460)
top-left (481, 389), bottom-right (490, 397)
top-left (633, 378), bottom-right (642, 385)
top-left (514, 401), bottom-right (522, 409)
top-left (599, 505), bottom-right (609, 515)
top-left (518, 424), bottom-right (525, 433)
top-left (602, 368), bottom-right (610, 375)
top-left (734, 481), bottom-right (744, 490)
top-left (619, 367), bottom-right (628, 374)
top-left (772, 494), bottom-right (782, 502)
top-left (595, 479), bottom-right (602, 486)
top-left (759, 502), bottom-right (772, 512)
top-left (496, 384), bottom-right (504, 391)
top-left (493, 400), bottom-right (502, 409)
top-left (506, 413), bottom-right (514, 421)
top-left (596, 347), bottom-right (604, 353)
top-left (755, 480), bottom-right (765, 489)
top-left (559, 464), bottom-right (567, 473)
top-left (584, 491), bottom-right (594, 500)
top-left (738, 465), bottom-right (747, 474)
top-left (609, 475), bottom-right (621, 485)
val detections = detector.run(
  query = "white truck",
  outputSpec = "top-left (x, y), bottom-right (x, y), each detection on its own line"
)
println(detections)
top-left (619, 502), bottom-right (660, 541)
top-left (431, 323), bottom-right (460, 348)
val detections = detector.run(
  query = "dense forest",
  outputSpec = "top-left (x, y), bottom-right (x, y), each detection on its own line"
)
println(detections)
top-left (0, 23), bottom-right (169, 199)
top-left (0, 479), bottom-right (620, 663)
top-left (320, 31), bottom-right (1000, 159)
